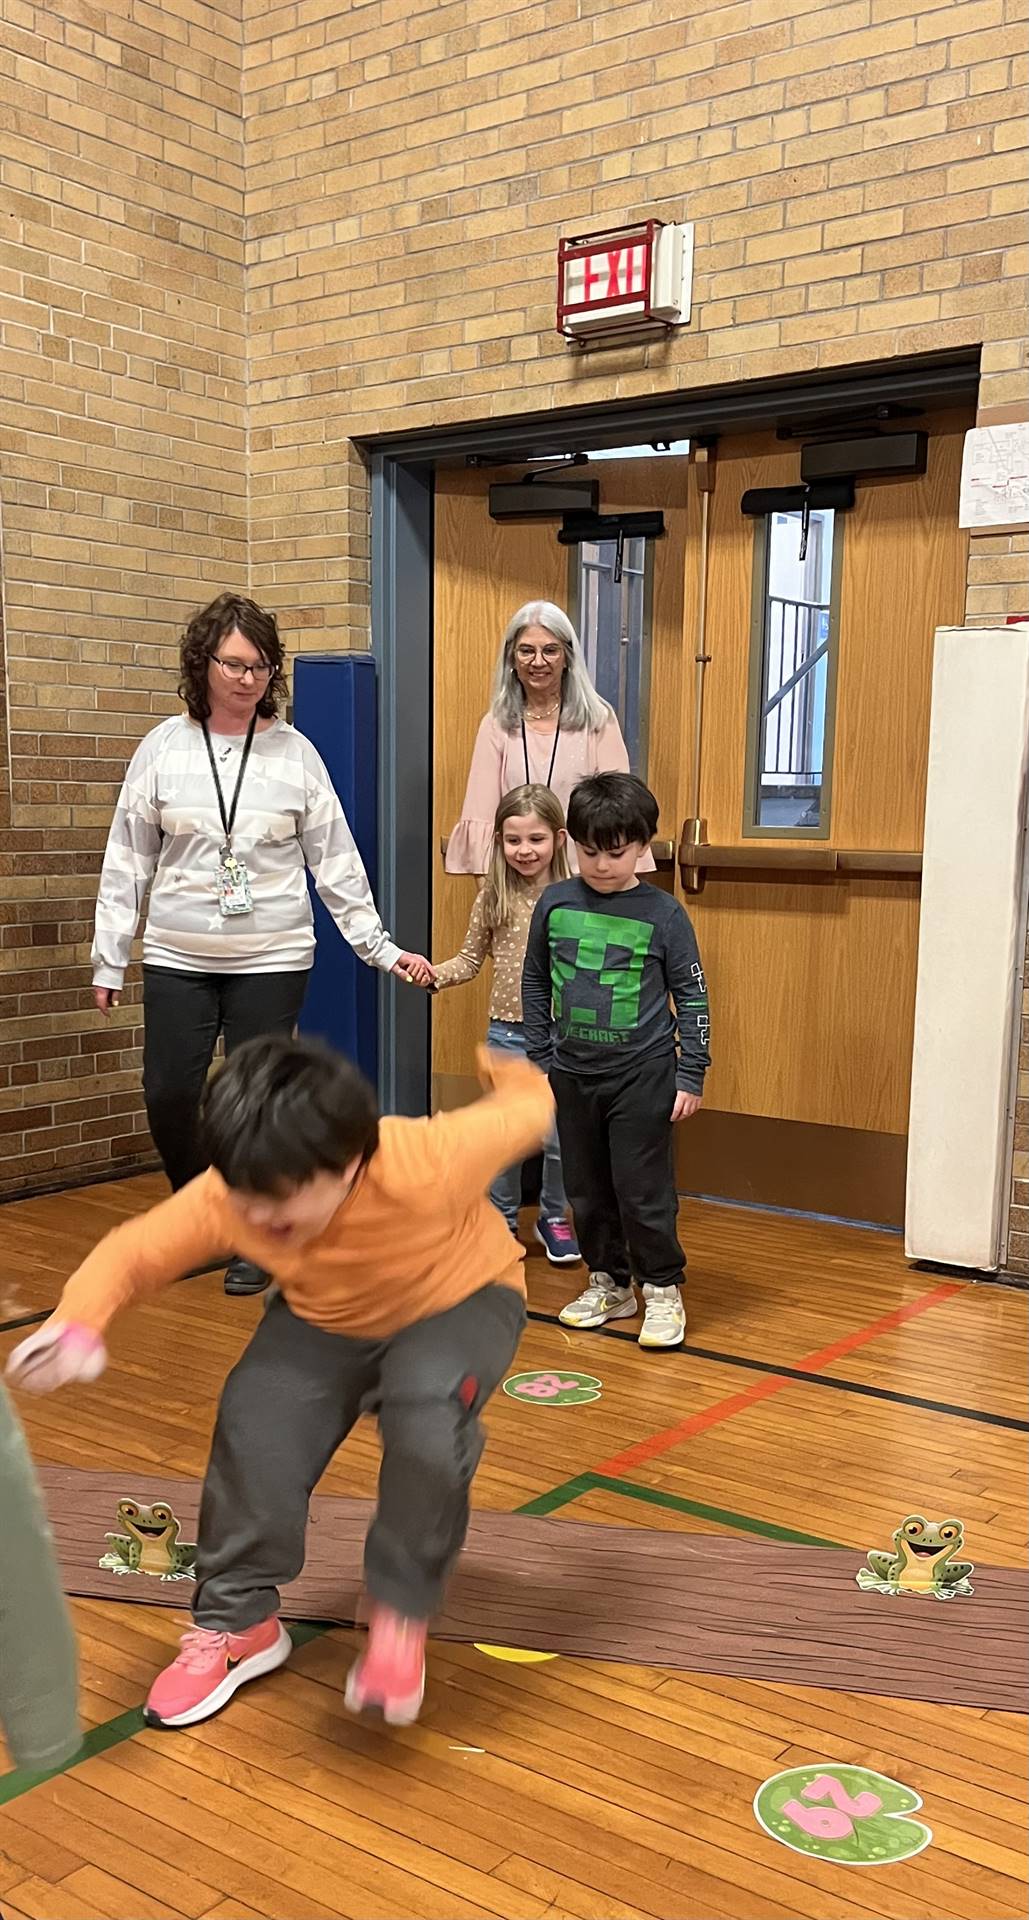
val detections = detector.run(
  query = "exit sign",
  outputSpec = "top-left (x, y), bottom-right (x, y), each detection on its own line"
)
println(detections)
top-left (557, 220), bottom-right (694, 346)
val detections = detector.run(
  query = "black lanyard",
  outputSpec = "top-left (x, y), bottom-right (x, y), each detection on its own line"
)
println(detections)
top-left (521, 707), bottom-right (562, 789)
top-left (202, 714), bottom-right (256, 853)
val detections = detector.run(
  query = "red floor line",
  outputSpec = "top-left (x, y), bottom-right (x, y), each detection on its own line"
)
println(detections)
top-left (591, 1279), bottom-right (964, 1478)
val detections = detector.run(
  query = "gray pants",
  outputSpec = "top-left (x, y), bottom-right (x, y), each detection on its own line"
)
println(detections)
top-left (0, 1382), bottom-right (81, 1772)
top-left (193, 1284), bottom-right (526, 1631)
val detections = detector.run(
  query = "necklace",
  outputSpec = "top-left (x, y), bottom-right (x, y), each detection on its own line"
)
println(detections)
top-left (522, 692), bottom-right (563, 788)
top-left (524, 698), bottom-right (561, 722)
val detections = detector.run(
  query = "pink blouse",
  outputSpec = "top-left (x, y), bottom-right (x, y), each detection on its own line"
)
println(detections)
top-left (446, 711), bottom-right (656, 876)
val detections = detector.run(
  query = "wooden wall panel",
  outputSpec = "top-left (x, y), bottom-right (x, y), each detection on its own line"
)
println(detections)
top-left (831, 415), bottom-right (970, 850)
top-left (697, 876), bottom-right (921, 1132)
top-left (433, 471), bottom-right (567, 1085)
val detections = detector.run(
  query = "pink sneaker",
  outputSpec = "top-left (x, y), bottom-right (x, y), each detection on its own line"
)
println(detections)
top-left (143, 1618), bottom-right (291, 1729)
top-left (534, 1216), bottom-right (582, 1266)
top-left (344, 1605), bottom-right (427, 1726)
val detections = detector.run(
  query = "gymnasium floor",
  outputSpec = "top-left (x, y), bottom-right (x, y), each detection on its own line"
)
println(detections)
top-left (1, 1175), bottom-right (1026, 1920)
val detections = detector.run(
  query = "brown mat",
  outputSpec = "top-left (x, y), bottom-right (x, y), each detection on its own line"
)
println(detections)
top-left (38, 1468), bottom-right (1029, 1712)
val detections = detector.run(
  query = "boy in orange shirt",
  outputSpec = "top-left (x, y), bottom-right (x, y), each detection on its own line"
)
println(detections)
top-left (7, 1035), bottom-right (552, 1731)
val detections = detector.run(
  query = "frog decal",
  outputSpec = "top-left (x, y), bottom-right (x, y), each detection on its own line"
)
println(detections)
top-left (100, 1499), bottom-right (197, 1582)
top-left (856, 1514), bottom-right (972, 1599)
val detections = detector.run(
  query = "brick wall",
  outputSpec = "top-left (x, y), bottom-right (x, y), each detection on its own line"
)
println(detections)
top-left (242, 0), bottom-right (1027, 1262)
top-left (242, 0), bottom-right (1028, 634)
top-left (0, 0), bottom-right (245, 1195)
top-left (1, 0), bottom-right (1027, 1255)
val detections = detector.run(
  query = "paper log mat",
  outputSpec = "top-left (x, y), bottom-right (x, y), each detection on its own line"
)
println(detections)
top-left (38, 1468), bottom-right (1028, 1712)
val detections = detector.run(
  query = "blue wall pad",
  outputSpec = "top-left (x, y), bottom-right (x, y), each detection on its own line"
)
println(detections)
top-left (293, 653), bottom-right (378, 1084)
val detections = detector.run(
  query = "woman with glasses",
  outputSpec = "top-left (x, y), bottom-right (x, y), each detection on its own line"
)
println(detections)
top-left (446, 600), bottom-right (654, 877)
top-left (91, 593), bottom-right (433, 1296)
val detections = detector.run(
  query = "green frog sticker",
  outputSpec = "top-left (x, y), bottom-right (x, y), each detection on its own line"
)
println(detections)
top-left (100, 1499), bottom-right (197, 1582)
top-left (856, 1514), bottom-right (973, 1599)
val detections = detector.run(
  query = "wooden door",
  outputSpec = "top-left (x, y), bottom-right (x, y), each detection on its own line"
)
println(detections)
top-left (680, 411), bottom-right (971, 1225)
top-left (431, 413), bottom-right (971, 1226)
top-left (432, 458), bottom-right (690, 1110)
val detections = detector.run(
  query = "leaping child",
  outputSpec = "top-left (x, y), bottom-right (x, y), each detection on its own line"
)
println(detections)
top-left (6, 1036), bottom-right (552, 1731)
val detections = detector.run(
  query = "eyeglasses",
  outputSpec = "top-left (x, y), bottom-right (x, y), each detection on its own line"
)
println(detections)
top-left (514, 644), bottom-right (564, 665)
top-left (213, 656), bottom-right (273, 683)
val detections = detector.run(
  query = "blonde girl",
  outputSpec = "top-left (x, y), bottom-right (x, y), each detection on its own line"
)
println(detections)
top-left (435, 785), bottom-right (580, 1265)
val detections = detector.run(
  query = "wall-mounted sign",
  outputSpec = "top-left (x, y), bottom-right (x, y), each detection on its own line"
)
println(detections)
top-left (557, 220), bottom-right (694, 348)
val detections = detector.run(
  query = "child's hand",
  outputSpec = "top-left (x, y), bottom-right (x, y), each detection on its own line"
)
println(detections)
top-left (393, 952), bottom-right (436, 988)
top-left (5, 1320), bottom-right (108, 1394)
top-left (671, 1091), bottom-right (703, 1123)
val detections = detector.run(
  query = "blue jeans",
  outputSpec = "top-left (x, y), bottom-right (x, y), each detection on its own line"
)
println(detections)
top-left (486, 1020), bottom-right (567, 1230)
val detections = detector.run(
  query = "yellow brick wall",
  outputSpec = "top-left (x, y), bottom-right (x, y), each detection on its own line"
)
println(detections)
top-left (242, 0), bottom-right (1028, 640)
top-left (242, 0), bottom-right (1027, 1268)
top-left (2, 0), bottom-right (1027, 1236)
top-left (0, 0), bottom-right (245, 1194)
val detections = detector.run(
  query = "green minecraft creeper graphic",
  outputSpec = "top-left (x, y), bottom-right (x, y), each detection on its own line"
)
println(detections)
top-left (549, 909), bottom-right (654, 1034)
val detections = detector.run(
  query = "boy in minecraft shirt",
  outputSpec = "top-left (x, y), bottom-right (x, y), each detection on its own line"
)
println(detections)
top-left (522, 773), bottom-right (710, 1349)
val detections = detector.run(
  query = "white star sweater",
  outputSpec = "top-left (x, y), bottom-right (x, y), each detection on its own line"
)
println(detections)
top-left (91, 715), bottom-right (401, 986)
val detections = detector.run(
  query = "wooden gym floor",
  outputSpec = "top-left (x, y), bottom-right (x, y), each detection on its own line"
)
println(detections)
top-left (1, 1173), bottom-right (1026, 1920)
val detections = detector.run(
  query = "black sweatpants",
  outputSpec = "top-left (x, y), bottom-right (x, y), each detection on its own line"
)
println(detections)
top-left (192, 1284), bottom-right (526, 1629)
top-left (142, 966), bottom-right (309, 1191)
top-left (551, 1052), bottom-right (685, 1290)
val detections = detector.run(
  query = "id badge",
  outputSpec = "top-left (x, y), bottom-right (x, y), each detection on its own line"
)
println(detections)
top-left (216, 848), bottom-right (253, 917)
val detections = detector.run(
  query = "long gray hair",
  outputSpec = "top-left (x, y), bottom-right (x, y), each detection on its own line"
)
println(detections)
top-left (490, 601), bottom-right (611, 734)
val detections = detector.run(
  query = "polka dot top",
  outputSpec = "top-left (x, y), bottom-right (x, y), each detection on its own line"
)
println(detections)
top-left (433, 879), bottom-right (544, 1023)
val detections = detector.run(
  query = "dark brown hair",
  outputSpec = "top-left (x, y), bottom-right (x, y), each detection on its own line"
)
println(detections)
top-left (567, 772), bottom-right (659, 850)
top-left (200, 1034), bottom-right (379, 1193)
top-left (177, 592), bottom-right (287, 722)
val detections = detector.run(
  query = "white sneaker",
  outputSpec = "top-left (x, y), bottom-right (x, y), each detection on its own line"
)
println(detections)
top-left (639, 1284), bottom-right (686, 1348)
top-left (559, 1274), bottom-right (636, 1329)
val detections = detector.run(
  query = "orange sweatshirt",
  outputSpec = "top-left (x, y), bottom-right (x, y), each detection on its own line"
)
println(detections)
top-left (55, 1051), bottom-right (554, 1341)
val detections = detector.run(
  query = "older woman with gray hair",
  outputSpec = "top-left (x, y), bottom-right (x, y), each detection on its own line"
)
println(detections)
top-left (446, 601), bottom-right (654, 876)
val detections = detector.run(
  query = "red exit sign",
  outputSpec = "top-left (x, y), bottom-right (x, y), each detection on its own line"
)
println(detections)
top-left (557, 220), bottom-right (693, 347)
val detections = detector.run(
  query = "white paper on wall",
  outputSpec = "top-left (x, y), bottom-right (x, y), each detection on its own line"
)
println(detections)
top-left (958, 422), bottom-right (1029, 529)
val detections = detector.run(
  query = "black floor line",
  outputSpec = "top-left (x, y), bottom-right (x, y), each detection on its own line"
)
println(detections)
top-left (5, 1307), bottom-right (1021, 1434)
top-left (525, 1308), bottom-right (1027, 1433)
top-left (0, 1265), bottom-right (233, 1338)
top-left (0, 1308), bottom-right (50, 1335)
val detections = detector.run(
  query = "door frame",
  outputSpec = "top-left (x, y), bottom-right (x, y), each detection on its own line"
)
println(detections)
top-left (364, 350), bottom-right (980, 1114)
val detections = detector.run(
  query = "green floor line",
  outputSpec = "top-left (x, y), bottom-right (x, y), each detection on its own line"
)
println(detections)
top-left (0, 1468), bottom-right (842, 1806)
top-left (0, 1706), bottom-right (145, 1808)
top-left (0, 1475), bottom-right (594, 1807)
top-left (586, 1472), bottom-right (846, 1548)
top-left (514, 1472), bottom-right (596, 1517)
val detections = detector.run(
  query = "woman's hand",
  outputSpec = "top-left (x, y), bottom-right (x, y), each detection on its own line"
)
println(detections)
top-left (93, 988), bottom-right (120, 1017)
top-left (6, 1321), bottom-right (108, 1395)
top-left (393, 952), bottom-right (436, 988)
top-left (670, 1091), bottom-right (703, 1123)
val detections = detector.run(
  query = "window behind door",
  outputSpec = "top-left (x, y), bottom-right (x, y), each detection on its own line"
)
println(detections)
top-left (571, 536), bottom-right (653, 776)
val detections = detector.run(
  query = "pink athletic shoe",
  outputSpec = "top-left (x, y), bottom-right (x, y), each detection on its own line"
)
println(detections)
top-left (143, 1618), bottom-right (291, 1728)
top-left (344, 1605), bottom-right (427, 1725)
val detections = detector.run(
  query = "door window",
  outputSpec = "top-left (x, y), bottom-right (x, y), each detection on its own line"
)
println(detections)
top-left (571, 536), bottom-right (653, 775)
top-left (744, 507), bottom-right (843, 837)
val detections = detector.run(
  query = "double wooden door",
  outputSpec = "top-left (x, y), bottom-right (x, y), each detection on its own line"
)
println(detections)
top-left (432, 415), bottom-right (971, 1226)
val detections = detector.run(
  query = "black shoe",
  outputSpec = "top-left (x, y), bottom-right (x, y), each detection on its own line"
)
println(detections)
top-left (223, 1257), bottom-right (270, 1297)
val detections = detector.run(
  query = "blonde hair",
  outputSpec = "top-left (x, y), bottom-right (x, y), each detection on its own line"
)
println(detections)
top-left (479, 785), bottom-right (570, 932)
top-left (490, 600), bottom-right (612, 734)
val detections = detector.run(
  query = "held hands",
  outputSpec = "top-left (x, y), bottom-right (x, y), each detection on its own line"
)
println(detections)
top-left (393, 952), bottom-right (436, 988)
top-left (5, 1320), bottom-right (108, 1394)
top-left (93, 988), bottom-right (120, 1016)
top-left (671, 1091), bottom-right (703, 1124)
